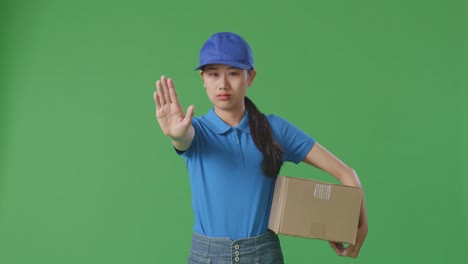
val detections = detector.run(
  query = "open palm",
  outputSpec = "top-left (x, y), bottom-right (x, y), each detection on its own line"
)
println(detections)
top-left (153, 76), bottom-right (194, 140)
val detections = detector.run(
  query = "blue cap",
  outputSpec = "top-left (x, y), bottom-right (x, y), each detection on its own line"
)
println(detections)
top-left (194, 32), bottom-right (254, 71)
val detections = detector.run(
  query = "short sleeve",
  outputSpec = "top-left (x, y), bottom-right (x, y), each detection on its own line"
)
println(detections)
top-left (268, 115), bottom-right (315, 164)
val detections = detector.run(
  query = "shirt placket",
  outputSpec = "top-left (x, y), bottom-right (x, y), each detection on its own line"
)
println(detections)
top-left (233, 129), bottom-right (244, 168)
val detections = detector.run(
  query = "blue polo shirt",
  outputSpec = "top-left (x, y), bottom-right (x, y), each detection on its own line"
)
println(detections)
top-left (177, 108), bottom-right (315, 240)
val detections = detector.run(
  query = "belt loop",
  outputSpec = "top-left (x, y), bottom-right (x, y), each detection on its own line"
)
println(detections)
top-left (206, 236), bottom-right (210, 258)
top-left (255, 234), bottom-right (259, 259)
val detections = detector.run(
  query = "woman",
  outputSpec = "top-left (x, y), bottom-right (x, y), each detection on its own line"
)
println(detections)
top-left (153, 32), bottom-right (368, 264)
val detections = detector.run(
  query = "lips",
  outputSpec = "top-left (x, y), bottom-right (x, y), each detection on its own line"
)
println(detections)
top-left (217, 94), bottom-right (231, 100)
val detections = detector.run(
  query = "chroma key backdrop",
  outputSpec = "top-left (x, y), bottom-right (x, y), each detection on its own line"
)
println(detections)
top-left (1, 0), bottom-right (466, 263)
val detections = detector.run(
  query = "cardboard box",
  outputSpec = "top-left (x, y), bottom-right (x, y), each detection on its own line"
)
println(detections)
top-left (269, 176), bottom-right (363, 244)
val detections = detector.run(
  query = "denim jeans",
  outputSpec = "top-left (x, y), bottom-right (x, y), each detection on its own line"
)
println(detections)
top-left (188, 230), bottom-right (284, 264)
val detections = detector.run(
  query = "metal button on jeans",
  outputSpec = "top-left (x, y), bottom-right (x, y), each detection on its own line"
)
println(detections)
top-left (234, 244), bottom-right (240, 250)
top-left (234, 256), bottom-right (240, 262)
top-left (235, 251), bottom-right (239, 256)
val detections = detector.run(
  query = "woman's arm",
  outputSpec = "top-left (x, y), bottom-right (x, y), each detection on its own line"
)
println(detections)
top-left (302, 142), bottom-right (368, 258)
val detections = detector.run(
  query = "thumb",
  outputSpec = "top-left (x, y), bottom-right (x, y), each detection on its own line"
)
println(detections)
top-left (342, 245), bottom-right (355, 257)
top-left (183, 105), bottom-right (195, 125)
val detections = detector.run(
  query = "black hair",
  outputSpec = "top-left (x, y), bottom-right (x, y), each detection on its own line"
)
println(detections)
top-left (244, 96), bottom-right (284, 177)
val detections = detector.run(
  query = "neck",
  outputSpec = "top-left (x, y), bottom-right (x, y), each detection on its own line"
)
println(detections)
top-left (214, 106), bottom-right (246, 127)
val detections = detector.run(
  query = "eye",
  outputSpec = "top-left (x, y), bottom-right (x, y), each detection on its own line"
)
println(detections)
top-left (228, 72), bottom-right (239, 76)
top-left (208, 73), bottom-right (218, 77)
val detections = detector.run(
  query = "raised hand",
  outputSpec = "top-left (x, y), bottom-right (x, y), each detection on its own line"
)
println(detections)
top-left (153, 76), bottom-right (194, 141)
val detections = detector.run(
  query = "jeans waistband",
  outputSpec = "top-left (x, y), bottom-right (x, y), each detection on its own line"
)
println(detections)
top-left (189, 230), bottom-right (283, 263)
top-left (192, 229), bottom-right (278, 246)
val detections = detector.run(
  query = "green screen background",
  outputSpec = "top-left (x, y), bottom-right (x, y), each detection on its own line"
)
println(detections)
top-left (1, 0), bottom-right (466, 263)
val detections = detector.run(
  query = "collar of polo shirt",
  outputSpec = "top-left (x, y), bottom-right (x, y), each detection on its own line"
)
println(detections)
top-left (204, 108), bottom-right (251, 135)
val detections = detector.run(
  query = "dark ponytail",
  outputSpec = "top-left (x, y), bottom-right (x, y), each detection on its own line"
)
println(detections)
top-left (244, 96), bottom-right (284, 177)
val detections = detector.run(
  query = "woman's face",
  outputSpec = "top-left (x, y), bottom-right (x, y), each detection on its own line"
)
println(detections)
top-left (201, 64), bottom-right (256, 114)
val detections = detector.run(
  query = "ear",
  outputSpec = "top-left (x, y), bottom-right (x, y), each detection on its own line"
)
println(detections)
top-left (200, 71), bottom-right (206, 88)
top-left (248, 69), bottom-right (257, 86)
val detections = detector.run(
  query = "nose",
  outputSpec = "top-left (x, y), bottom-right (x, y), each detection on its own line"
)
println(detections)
top-left (219, 75), bottom-right (229, 90)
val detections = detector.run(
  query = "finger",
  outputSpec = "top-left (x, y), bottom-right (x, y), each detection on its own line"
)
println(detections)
top-left (156, 79), bottom-right (166, 105)
top-left (334, 242), bottom-right (345, 252)
top-left (343, 244), bottom-right (356, 257)
top-left (161, 76), bottom-right (172, 104)
top-left (167, 78), bottom-right (179, 104)
top-left (329, 242), bottom-right (345, 256)
top-left (154, 91), bottom-right (161, 109)
top-left (182, 105), bottom-right (195, 125)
